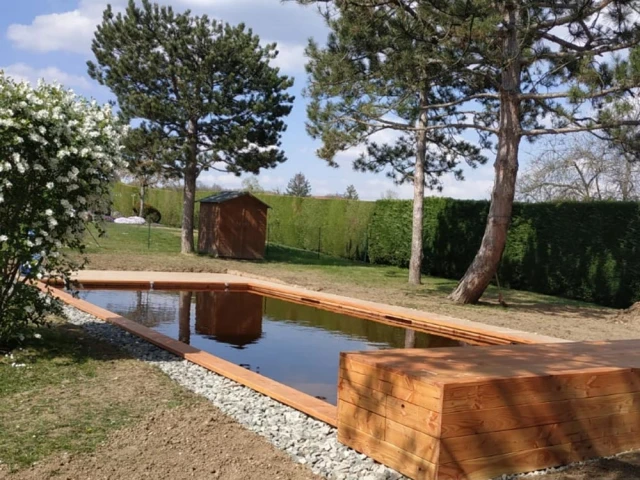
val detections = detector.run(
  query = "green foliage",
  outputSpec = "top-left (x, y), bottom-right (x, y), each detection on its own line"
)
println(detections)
top-left (89, 0), bottom-right (295, 251)
top-left (88, 0), bottom-right (294, 176)
top-left (0, 74), bottom-right (125, 344)
top-left (111, 182), bottom-right (640, 307)
top-left (285, 172), bottom-right (312, 197)
top-left (370, 198), bottom-right (640, 308)
top-left (344, 185), bottom-right (358, 200)
top-left (302, 1), bottom-right (487, 186)
top-left (265, 195), bottom-right (376, 260)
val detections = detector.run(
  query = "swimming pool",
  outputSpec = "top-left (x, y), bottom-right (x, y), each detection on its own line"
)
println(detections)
top-left (78, 289), bottom-right (464, 404)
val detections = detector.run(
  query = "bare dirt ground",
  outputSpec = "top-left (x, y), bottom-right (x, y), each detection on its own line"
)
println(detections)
top-left (0, 324), bottom-right (317, 480)
top-left (85, 252), bottom-right (637, 342)
top-left (3, 405), bottom-right (319, 480)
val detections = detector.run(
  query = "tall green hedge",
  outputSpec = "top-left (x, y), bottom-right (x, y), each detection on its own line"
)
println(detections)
top-left (110, 183), bottom-right (640, 307)
top-left (369, 198), bottom-right (640, 308)
top-left (264, 195), bottom-right (375, 260)
top-left (111, 183), bottom-right (375, 260)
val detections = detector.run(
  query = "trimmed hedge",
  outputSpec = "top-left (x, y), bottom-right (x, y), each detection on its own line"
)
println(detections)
top-left (370, 198), bottom-right (640, 308)
top-left (265, 195), bottom-right (375, 260)
top-left (109, 183), bottom-right (640, 307)
top-left (111, 183), bottom-right (375, 260)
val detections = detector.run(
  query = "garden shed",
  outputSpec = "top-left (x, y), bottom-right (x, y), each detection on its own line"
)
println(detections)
top-left (197, 191), bottom-right (270, 259)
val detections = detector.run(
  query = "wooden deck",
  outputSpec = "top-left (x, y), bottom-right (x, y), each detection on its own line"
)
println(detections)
top-left (338, 342), bottom-right (640, 479)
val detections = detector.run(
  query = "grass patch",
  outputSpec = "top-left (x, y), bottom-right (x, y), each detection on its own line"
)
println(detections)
top-left (84, 223), bottom-right (181, 254)
top-left (0, 321), bottom-right (193, 471)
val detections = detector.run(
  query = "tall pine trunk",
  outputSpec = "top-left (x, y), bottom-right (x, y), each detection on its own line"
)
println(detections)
top-left (181, 120), bottom-right (198, 254)
top-left (449, 5), bottom-right (521, 304)
top-left (408, 94), bottom-right (428, 285)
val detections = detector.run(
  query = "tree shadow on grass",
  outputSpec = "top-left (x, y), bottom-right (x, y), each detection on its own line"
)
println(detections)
top-left (263, 243), bottom-right (369, 267)
top-left (0, 321), bottom-right (132, 364)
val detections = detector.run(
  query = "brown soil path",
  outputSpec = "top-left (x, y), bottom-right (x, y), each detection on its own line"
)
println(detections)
top-left (3, 405), bottom-right (319, 480)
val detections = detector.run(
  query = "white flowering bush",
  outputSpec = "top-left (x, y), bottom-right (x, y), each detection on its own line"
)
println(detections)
top-left (0, 72), bottom-right (126, 344)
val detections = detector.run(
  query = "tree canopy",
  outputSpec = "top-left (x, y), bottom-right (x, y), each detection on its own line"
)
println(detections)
top-left (300, 0), bottom-right (640, 301)
top-left (300, 0), bottom-right (487, 284)
top-left (286, 172), bottom-right (312, 197)
top-left (88, 0), bottom-right (294, 252)
top-left (344, 184), bottom-right (359, 200)
top-left (518, 134), bottom-right (640, 202)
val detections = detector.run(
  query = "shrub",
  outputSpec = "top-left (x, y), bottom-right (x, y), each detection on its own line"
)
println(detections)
top-left (133, 203), bottom-right (162, 224)
top-left (0, 74), bottom-right (126, 344)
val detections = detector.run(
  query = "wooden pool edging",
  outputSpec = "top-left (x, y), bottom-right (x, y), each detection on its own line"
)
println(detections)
top-left (43, 285), bottom-right (337, 426)
top-left (54, 270), bottom-right (568, 347)
top-left (40, 271), bottom-right (640, 479)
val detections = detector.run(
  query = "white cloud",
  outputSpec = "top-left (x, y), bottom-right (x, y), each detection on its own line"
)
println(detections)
top-left (1, 63), bottom-right (92, 90)
top-left (6, 1), bottom-right (108, 54)
top-left (270, 42), bottom-right (307, 74)
top-left (6, 0), bottom-right (324, 58)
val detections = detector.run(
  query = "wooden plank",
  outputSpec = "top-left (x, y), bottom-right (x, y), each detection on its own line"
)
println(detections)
top-left (438, 409), bottom-right (640, 464)
top-left (440, 391), bottom-right (640, 438)
top-left (338, 378), bottom-right (386, 416)
top-left (339, 368), bottom-right (442, 412)
top-left (338, 401), bottom-right (386, 439)
top-left (386, 395), bottom-right (441, 438)
top-left (46, 286), bottom-right (338, 426)
top-left (437, 430), bottom-right (640, 480)
top-left (442, 368), bottom-right (640, 413)
top-left (338, 423), bottom-right (437, 480)
top-left (341, 355), bottom-right (443, 399)
top-left (385, 418), bottom-right (440, 464)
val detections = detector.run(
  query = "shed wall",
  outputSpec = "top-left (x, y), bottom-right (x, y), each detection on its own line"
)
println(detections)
top-left (198, 196), bottom-right (268, 259)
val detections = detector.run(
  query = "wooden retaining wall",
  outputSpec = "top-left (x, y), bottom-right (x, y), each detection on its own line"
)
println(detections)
top-left (338, 343), bottom-right (640, 479)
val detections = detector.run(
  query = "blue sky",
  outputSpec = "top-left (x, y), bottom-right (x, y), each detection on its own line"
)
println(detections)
top-left (1, 0), bottom-right (499, 200)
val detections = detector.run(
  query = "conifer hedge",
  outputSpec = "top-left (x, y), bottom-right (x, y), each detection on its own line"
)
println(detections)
top-left (369, 198), bottom-right (640, 308)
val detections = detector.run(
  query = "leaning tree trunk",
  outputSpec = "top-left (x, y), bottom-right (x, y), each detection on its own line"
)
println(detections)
top-left (181, 121), bottom-right (198, 254)
top-left (449, 5), bottom-right (522, 304)
top-left (408, 96), bottom-right (428, 285)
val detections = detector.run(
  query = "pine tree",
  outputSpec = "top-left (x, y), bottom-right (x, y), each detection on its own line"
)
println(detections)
top-left (286, 172), bottom-right (312, 197)
top-left (300, 0), bottom-right (640, 301)
top-left (88, 0), bottom-right (294, 253)
top-left (344, 185), bottom-right (359, 200)
top-left (300, 1), bottom-right (487, 285)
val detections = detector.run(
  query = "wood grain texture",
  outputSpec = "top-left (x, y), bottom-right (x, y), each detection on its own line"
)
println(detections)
top-left (338, 345), bottom-right (640, 480)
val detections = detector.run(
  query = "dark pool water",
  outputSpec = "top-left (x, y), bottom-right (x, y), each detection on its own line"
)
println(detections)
top-left (78, 290), bottom-right (463, 404)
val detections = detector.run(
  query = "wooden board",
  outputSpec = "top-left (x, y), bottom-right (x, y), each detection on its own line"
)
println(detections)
top-left (46, 285), bottom-right (337, 426)
top-left (338, 344), bottom-right (640, 479)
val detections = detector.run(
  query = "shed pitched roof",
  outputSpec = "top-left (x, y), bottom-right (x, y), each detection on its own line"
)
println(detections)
top-left (197, 191), bottom-right (270, 208)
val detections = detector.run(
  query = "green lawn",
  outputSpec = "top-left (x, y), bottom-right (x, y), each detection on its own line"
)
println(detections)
top-left (0, 321), bottom-right (193, 471)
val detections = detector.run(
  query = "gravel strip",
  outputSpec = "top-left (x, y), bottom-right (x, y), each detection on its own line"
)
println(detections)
top-left (63, 305), bottom-right (403, 480)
